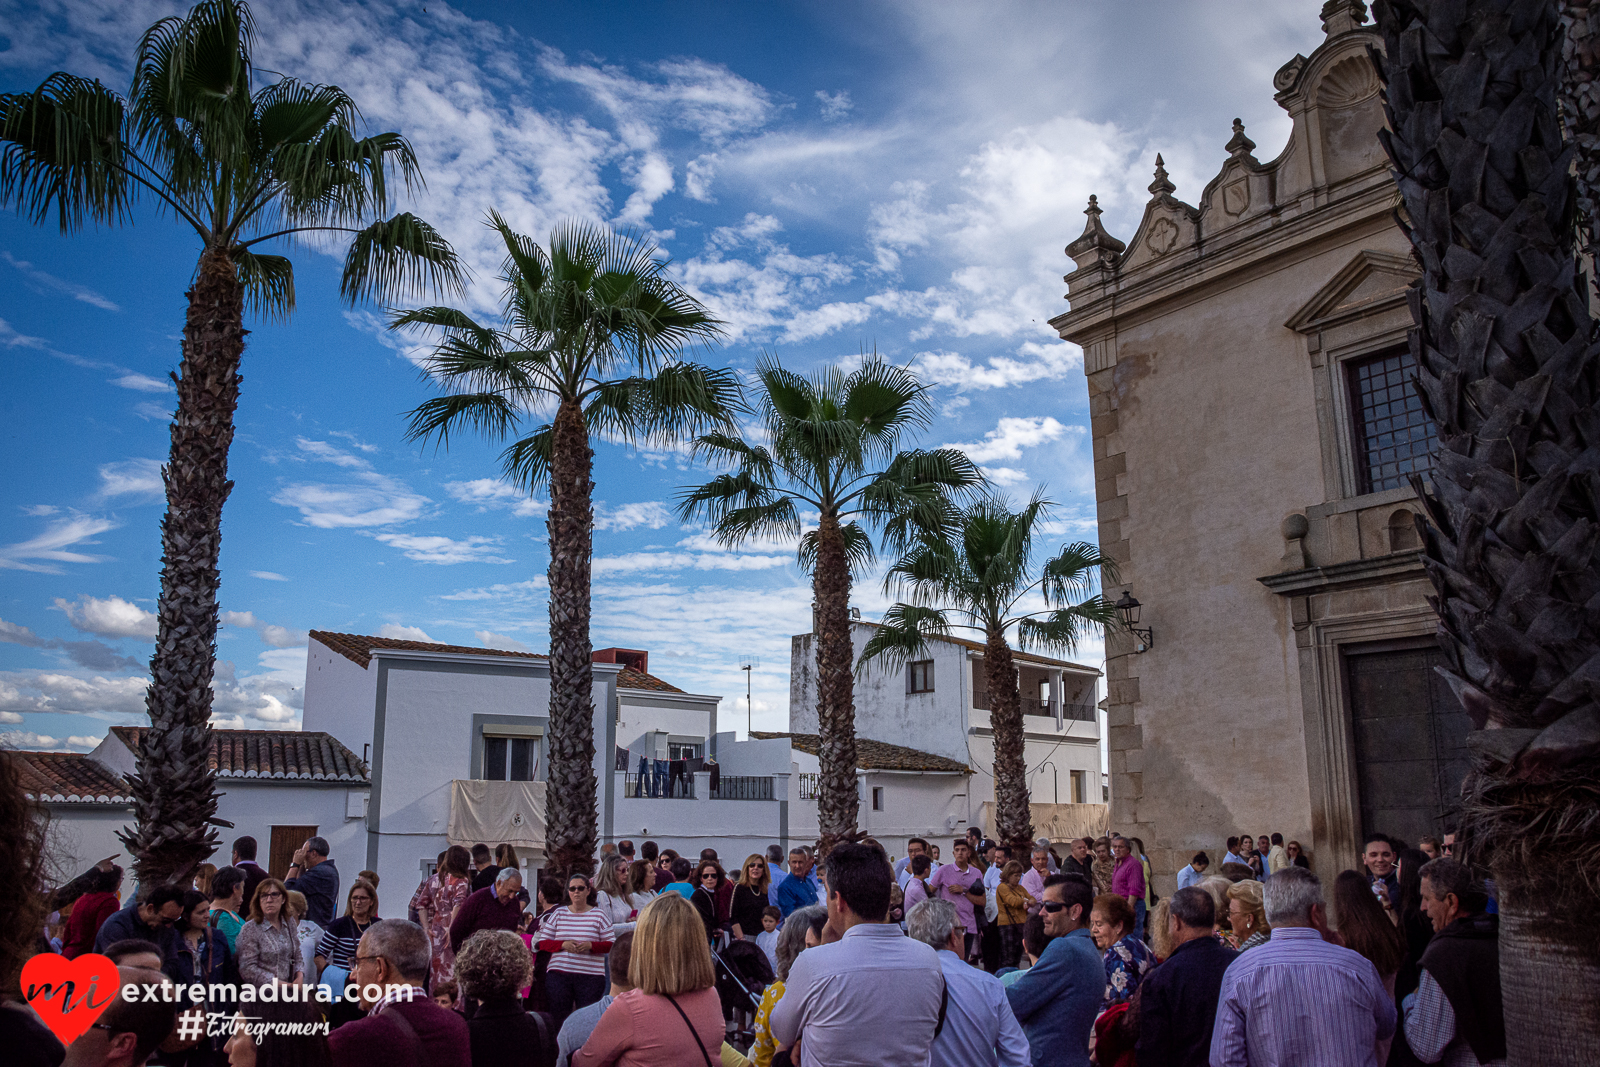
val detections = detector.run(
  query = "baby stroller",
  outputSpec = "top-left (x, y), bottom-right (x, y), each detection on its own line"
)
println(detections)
top-left (714, 937), bottom-right (774, 1052)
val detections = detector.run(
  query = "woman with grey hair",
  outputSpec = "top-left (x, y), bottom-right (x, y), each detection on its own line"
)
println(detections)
top-left (748, 905), bottom-right (825, 1067)
top-left (455, 929), bottom-right (550, 1066)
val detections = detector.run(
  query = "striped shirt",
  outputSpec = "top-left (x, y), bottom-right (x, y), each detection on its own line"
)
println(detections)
top-left (314, 915), bottom-right (376, 970)
top-left (1211, 926), bottom-right (1396, 1067)
top-left (535, 906), bottom-right (614, 976)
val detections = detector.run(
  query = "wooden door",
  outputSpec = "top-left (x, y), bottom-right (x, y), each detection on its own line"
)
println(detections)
top-left (1345, 645), bottom-right (1472, 846)
top-left (269, 825), bottom-right (318, 881)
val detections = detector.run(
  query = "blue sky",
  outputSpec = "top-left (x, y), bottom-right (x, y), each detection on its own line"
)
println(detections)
top-left (0, 0), bottom-right (1327, 751)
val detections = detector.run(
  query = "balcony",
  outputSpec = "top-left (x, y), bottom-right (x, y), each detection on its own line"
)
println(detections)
top-left (623, 772), bottom-right (695, 799)
top-left (973, 691), bottom-right (1098, 722)
top-left (709, 775), bottom-right (774, 801)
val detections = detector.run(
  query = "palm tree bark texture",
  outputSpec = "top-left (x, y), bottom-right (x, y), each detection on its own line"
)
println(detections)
top-left (122, 246), bottom-right (241, 887)
top-left (546, 397), bottom-right (597, 877)
top-left (812, 512), bottom-right (861, 856)
top-left (1375, 1), bottom-right (1600, 1059)
top-left (983, 628), bottom-right (1032, 857)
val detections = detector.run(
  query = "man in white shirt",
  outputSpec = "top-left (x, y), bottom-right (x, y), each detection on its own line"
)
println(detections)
top-left (1021, 847), bottom-right (1050, 917)
top-left (771, 843), bottom-right (944, 1067)
top-left (908, 897), bottom-right (1029, 1067)
top-left (896, 837), bottom-right (932, 889)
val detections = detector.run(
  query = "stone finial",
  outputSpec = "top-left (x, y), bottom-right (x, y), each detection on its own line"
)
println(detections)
top-left (1226, 118), bottom-right (1257, 158)
top-left (1065, 194), bottom-right (1127, 272)
top-left (1320, 0), bottom-right (1368, 36)
top-left (1148, 154), bottom-right (1175, 197)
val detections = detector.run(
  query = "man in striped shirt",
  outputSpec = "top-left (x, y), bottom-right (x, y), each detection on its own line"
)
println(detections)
top-left (1211, 867), bottom-right (1395, 1067)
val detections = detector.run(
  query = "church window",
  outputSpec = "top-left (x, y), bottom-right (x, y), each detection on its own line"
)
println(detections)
top-left (1347, 349), bottom-right (1436, 493)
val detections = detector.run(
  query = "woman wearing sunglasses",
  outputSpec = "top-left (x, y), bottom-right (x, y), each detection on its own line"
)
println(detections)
top-left (689, 860), bottom-right (726, 941)
top-left (534, 872), bottom-right (615, 1027)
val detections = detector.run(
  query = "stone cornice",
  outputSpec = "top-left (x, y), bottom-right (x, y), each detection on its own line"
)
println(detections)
top-left (1257, 549), bottom-right (1425, 596)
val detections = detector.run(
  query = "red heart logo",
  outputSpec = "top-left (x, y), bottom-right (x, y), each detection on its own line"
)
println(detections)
top-left (22, 953), bottom-right (120, 1046)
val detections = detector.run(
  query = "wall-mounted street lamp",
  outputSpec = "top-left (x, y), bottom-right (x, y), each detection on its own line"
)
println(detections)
top-left (1114, 591), bottom-right (1153, 653)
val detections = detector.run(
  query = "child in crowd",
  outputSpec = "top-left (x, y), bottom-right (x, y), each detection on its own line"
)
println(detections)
top-left (755, 905), bottom-right (782, 971)
top-left (433, 979), bottom-right (459, 1011)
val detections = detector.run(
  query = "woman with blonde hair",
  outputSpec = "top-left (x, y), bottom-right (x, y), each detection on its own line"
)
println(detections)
top-left (1197, 876), bottom-right (1235, 942)
top-left (193, 862), bottom-right (217, 896)
top-left (594, 856), bottom-right (637, 933)
top-left (730, 854), bottom-right (771, 940)
top-left (1226, 877), bottom-right (1271, 952)
top-left (573, 893), bottom-right (724, 1065)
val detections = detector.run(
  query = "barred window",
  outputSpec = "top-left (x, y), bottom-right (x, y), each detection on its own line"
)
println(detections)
top-left (1348, 349), bottom-right (1436, 494)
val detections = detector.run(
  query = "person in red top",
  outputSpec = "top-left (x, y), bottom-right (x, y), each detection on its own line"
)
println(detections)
top-left (536, 872), bottom-right (615, 1027)
top-left (62, 864), bottom-right (122, 959)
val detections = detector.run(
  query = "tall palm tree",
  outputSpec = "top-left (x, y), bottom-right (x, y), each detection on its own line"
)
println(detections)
top-left (677, 357), bottom-right (982, 855)
top-left (1375, 1), bottom-right (1600, 1060)
top-left (0, 0), bottom-right (461, 888)
top-left (859, 495), bottom-right (1116, 855)
top-left (400, 213), bottom-right (735, 876)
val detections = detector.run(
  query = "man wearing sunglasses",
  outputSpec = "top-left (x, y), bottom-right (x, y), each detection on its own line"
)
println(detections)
top-left (93, 884), bottom-right (186, 977)
top-left (59, 966), bottom-right (175, 1067)
top-left (1005, 875), bottom-right (1101, 1066)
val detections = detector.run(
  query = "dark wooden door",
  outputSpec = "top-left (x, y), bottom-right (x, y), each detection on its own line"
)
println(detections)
top-left (1345, 645), bottom-right (1473, 846)
top-left (269, 825), bottom-right (318, 881)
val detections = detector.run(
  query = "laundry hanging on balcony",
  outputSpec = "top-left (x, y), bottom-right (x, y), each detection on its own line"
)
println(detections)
top-left (449, 778), bottom-right (547, 853)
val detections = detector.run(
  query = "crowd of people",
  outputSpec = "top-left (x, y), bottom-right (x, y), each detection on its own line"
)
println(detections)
top-left (3, 818), bottom-right (1503, 1067)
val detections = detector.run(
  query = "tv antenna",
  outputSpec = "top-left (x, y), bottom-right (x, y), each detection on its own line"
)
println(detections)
top-left (739, 657), bottom-right (760, 735)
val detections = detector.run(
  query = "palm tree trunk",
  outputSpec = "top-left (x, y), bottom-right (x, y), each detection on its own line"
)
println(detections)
top-left (1558, 1), bottom-right (1600, 274)
top-left (812, 511), bottom-right (859, 858)
top-left (1375, 2), bottom-right (1600, 1060)
top-left (120, 245), bottom-right (238, 888)
top-left (985, 627), bottom-right (1033, 856)
top-left (545, 395), bottom-right (597, 877)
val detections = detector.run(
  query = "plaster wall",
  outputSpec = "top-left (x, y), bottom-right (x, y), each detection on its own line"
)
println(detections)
top-left (301, 640), bottom-right (380, 754)
top-left (43, 805), bottom-right (135, 884)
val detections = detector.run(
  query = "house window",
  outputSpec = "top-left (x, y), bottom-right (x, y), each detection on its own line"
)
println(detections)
top-left (1348, 349), bottom-right (1436, 494)
top-left (668, 741), bottom-right (702, 760)
top-left (1070, 770), bottom-right (1087, 804)
top-left (483, 736), bottom-right (536, 781)
top-left (871, 786), bottom-right (884, 811)
top-left (908, 660), bottom-right (935, 693)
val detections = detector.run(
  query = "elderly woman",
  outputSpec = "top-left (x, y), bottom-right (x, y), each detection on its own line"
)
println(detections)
top-left (1090, 893), bottom-right (1155, 1009)
top-left (236, 878), bottom-right (303, 987)
top-left (1226, 877), bottom-right (1271, 952)
top-left (456, 929), bottom-right (549, 1066)
top-left (749, 905), bottom-right (824, 1067)
top-left (573, 893), bottom-right (725, 1066)
top-left (1090, 837), bottom-right (1117, 895)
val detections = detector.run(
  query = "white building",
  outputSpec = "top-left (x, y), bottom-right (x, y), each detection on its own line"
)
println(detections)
top-left (6, 726), bottom-right (369, 891)
top-left (789, 622), bottom-right (1105, 831)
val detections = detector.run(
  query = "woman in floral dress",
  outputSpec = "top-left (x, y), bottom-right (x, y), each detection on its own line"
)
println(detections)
top-left (410, 844), bottom-right (473, 984)
top-left (1089, 893), bottom-right (1155, 1010)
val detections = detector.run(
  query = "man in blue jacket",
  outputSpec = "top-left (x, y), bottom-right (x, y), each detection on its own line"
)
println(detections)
top-left (93, 883), bottom-right (185, 975)
top-left (285, 834), bottom-right (340, 926)
top-left (776, 847), bottom-right (816, 919)
top-left (1005, 873), bottom-right (1101, 1067)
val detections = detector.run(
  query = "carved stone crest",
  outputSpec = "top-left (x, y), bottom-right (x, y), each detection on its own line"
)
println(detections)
top-left (1146, 217), bottom-right (1180, 255)
top-left (1223, 179), bottom-right (1250, 216)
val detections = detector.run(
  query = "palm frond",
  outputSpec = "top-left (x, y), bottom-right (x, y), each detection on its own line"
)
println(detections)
top-left (1017, 598), bottom-right (1119, 654)
top-left (858, 602), bottom-right (951, 673)
top-left (698, 497), bottom-right (803, 550)
top-left (234, 248), bottom-right (293, 319)
top-left (500, 427), bottom-right (554, 491)
top-left (341, 211), bottom-right (464, 305)
top-left (404, 392), bottom-right (520, 450)
top-left (798, 520), bottom-right (875, 575)
top-left (1040, 540), bottom-right (1117, 605)
top-left (0, 73), bottom-right (132, 233)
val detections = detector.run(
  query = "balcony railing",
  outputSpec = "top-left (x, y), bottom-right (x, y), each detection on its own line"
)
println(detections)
top-left (973, 692), bottom-right (1098, 723)
top-left (623, 772), bottom-right (695, 799)
top-left (798, 772), bottom-right (819, 800)
top-left (709, 775), bottom-right (774, 801)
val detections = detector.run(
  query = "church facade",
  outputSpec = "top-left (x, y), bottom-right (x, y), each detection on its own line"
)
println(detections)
top-left (1051, 2), bottom-right (1467, 888)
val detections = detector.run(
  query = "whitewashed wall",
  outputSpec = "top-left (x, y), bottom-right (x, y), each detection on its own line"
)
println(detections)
top-left (301, 640), bottom-right (381, 756)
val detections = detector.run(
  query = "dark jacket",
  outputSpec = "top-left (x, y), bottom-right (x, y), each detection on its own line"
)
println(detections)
top-left (1063, 853), bottom-right (1095, 884)
top-left (730, 883), bottom-right (767, 936)
top-left (465, 996), bottom-right (553, 1067)
top-left (1419, 912), bottom-right (1505, 1064)
top-left (286, 857), bottom-right (340, 926)
top-left (327, 996), bottom-right (471, 1067)
top-left (93, 898), bottom-right (180, 974)
top-left (470, 864), bottom-right (503, 894)
top-left (237, 860), bottom-right (269, 912)
top-left (1134, 933), bottom-right (1236, 1067)
top-left (173, 927), bottom-right (234, 989)
top-left (691, 886), bottom-right (720, 938)
top-left (449, 886), bottom-right (526, 952)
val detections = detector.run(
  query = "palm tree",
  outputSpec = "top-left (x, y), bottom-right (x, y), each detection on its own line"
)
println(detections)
top-left (677, 357), bottom-right (983, 855)
top-left (1375, 1), bottom-right (1600, 1060)
top-left (859, 495), bottom-right (1116, 855)
top-left (0, 0), bottom-right (461, 888)
top-left (400, 213), bottom-right (735, 876)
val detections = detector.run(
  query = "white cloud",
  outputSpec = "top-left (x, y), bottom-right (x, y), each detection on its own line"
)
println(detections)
top-left (946, 415), bottom-right (1068, 464)
top-left (816, 90), bottom-right (853, 121)
top-left (372, 533), bottom-right (514, 565)
top-left (97, 458), bottom-right (164, 499)
top-left (110, 372), bottom-right (171, 393)
top-left (294, 437), bottom-right (372, 469)
top-left (915, 340), bottom-right (1083, 391)
top-left (0, 616), bottom-right (142, 671)
top-left (21, 505), bottom-right (59, 517)
top-left (474, 630), bottom-right (531, 652)
top-left (2, 251), bottom-right (120, 311)
top-left (53, 594), bottom-right (159, 639)
top-left (222, 611), bottom-right (308, 648)
top-left (0, 730), bottom-right (98, 751)
top-left (0, 672), bottom-right (151, 717)
top-left (595, 501), bottom-right (675, 532)
top-left (441, 578), bottom-right (548, 602)
top-left (273, 477), bottom-right (430, 528)
top-left (445, 479), bottom-right (548, 518)
top-left (592, 551), bottom-right (789, 575)
top-left (250, 571), bottom-right (289, 581)
top-left (378, 624), bottom-right (435, 643)
top-left (0, 514), bottom-right (118, 573)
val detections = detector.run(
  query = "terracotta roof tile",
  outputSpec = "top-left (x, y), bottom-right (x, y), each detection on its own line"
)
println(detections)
top-left (109, 726), bottom-right (369, 783)
top-left (310, 630), bottom-right (683, 693)
top-left (2, 751), bottom-right (131, 803)
top-left (750, 731), bottom-right (971, 774)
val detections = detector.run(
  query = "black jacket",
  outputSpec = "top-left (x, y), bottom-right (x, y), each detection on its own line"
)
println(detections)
top-left (1135, 933), bottom-right (1236, 1067)
top-left (466, 997), bottom-right (554, 1067)
top-left (1419, 912), bottom-right (1505, 1064)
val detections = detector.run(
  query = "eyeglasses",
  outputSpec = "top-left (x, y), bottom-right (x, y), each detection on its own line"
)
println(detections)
top-left (259, 891), bottom-right (283, 900)
top-left (701, 873), bottom-right (718, 881)
top-left (567, 885), bottom-right (588, 894)
top-left (1041, 901), bottom-right (1068, 913)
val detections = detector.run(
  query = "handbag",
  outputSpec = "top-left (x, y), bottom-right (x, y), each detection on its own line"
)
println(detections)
top-left (664, 993), bottom-right (715, 1067)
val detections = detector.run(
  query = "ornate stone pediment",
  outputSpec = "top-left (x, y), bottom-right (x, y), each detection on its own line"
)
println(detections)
top-left (1284, 249), bottom-right (1417, 334)
top-left (1120, 156), bottom-right (1201, 273)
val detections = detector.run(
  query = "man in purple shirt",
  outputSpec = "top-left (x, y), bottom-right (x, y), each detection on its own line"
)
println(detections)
top-left (447, 868), bottom-right (526, 952)
top-left (1211, 867), bottom-right (1396, 1067)
top-left (1110, 836), bottom-right (1146, 936)
top-left (927, 839), bottom-right (987, 961)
